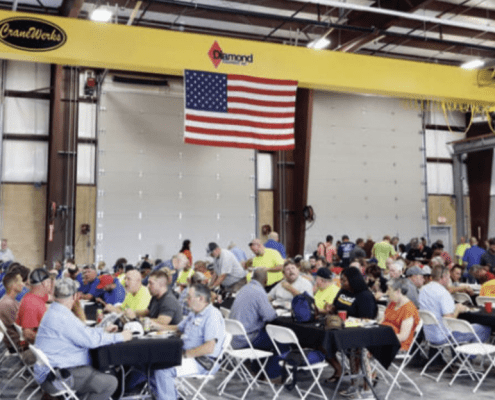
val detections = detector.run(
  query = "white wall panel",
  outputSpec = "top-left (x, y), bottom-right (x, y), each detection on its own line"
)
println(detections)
top-left (3, 98), bottom-right (49, 135)
top-left (426, 109), bottom-right (465, 127)
top-left (78, 103), bottom-right (97, 138)
top-left (77, 144), bottom-right (95, 184)
top-left (96, 78), bottom-right (255, 263)
top-left (425, 129), bottom-right (465, 158)
top-left (306, 92), bottom-right (426, 253)
top-left (5, 61), bottom-right (50, 92)
top-left (2, 140), bottom-right (48, 182)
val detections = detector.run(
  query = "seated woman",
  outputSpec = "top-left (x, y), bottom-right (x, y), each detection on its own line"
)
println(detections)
top-left (324, 267), bottom-right (377, 384)
top-left (365, 263), bottom-right (388, 301)
top-left (379, 278), bottom-right (420, 352)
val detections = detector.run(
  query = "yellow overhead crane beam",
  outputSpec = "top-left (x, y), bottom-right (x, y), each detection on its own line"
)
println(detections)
top-left (0, 10), bottom-right (493, 106)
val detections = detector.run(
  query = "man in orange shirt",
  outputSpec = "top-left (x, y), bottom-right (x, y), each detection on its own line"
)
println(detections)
top-left (480, 278), bottom-right (495, 297)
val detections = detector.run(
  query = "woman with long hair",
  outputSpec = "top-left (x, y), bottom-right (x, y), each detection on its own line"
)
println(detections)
top-left (179, 240), bottom-right (192, 266)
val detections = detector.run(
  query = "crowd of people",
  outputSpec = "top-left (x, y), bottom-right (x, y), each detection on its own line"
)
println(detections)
top-left (1, 232), bottom-right (495, 400)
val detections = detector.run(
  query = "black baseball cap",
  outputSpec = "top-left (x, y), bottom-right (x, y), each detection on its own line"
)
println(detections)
top-left (316, 267), bottom-right (332, 280)
top-left (29, 268), bottom-right (51, 285)
top-left (207, 242), bottom-right (219, 254)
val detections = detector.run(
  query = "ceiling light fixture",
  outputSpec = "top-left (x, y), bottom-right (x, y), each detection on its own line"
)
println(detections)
top-left (90, 6), bottom-right (113, 22)
top-left (461, 59), bottom-right (485, 70)
top-left (308, 37), bottom-right (330, 50)
top-left (307, 28), bottom-right (333, 50)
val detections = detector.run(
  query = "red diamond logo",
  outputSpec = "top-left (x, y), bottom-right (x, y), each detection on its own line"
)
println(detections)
top-left (208, 41), bottom-right (222, 68)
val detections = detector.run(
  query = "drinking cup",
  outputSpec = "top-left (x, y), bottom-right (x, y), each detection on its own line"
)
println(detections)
top-left (338, 310), bottom-right (347, 322)
top-left (485, 302), bottom-right (493, 313)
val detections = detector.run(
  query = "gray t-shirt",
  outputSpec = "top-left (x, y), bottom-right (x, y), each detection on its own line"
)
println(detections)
top-left (148, 290), bottom-right (183, 325)
top-left (213, 249), bottom-right (246, 287)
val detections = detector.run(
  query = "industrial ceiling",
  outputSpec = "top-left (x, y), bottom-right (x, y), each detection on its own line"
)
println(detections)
top-left (4, 0), bottom-right (495, 68)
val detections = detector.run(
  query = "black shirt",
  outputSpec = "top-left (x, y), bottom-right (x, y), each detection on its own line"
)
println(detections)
top-left (333, 288), bottom-right (377, 319)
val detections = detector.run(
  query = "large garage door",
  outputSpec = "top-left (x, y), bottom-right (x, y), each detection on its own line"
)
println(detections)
top-left (96, 76), bottom-right (255, 264)
top-left (305, 92), bottom-right (426, 253)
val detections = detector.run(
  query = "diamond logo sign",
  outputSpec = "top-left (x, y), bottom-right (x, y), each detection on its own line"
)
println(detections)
top-left (208, 41), bottom-right (222, 68)
top-left (207, 41), bottom-right (253, 68)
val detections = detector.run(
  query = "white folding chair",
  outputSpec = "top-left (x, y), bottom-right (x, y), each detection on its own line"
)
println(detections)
top-left (418, 310), bottom-right (455, 382)
top-left (0, 319), bottom-right (36, 399)
top-left (265, 324), bottom-right (328, 400)
top-left (443, 317), bottom-right (495, 393)
top-left (475, 296), bottom-right (493, 307)
top-left (29, 344), bottom-right (81, 400)
top-left (452, 292), bottom-right (474, 305)
top-left (376, 305), bottom-right (386, 322)
top-left (220, 307), bottom-right (231, 319)
top-left (217, 319), bottom-right (275, 400)
top-left (383, 320), bottom-right (423, 400)
top-left (176, 333), bottom-right (232, 400)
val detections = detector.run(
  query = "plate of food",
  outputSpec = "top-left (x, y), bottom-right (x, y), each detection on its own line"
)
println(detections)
top-left (145, 331), bottom-right (174, 339)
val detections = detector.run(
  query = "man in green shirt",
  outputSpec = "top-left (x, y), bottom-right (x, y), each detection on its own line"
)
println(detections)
top-left (372, 235), bottom-right (397, 270)
top-left (314, 268), bottom-right (339, 313)
top-left (455, 236), bottom-right (470, 266)
top-left (249, 239), bottom-right (285, 288)
top-left (105, 269), bottom-right (151, 312)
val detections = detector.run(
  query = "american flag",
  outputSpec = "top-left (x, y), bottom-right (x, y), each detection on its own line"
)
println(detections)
top-left (184, 70), bottom-right (297, 150)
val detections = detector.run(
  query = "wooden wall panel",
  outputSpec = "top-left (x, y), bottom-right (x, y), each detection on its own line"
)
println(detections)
top-left (258, 190), bottom-right (274, 244)
top-left (0, 183), bottom-right (46, 268)
top-left (428, 194), bottom-right (471, 248)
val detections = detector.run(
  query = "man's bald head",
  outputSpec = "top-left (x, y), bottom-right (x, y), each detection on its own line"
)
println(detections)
top-left (249, 239), bottom-right (264, 256)
top-left (125, 269), bottom-right (143, 294)
top-left (252, 267), bottom-right (268, 286)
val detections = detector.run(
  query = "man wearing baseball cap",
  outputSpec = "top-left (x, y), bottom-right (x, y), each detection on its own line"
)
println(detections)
top-left (16, 268), bottom-right (53, 344)
top-left (95, 274), bottom-right (125, 305)
top-left (207, 242), bottom-right (246, 293)
top-left (314, 268), bottom-right (340, 313)
top-left (404, 265), bottom-right (426, 308)
top-left (34, 278), bottom-right (132, 400)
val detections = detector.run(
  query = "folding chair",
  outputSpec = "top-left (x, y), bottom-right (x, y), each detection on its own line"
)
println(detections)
top-left (383, 320), bottom-right (423, 400)
top-left (475, 296), bottom-right (493, 307)
top-left (28, 344), bottom-right (81, 400)
top-left (217, 319), bottom-right (275, 400)
top-left (452, 292), bottom-right (474, 305)
top-left (0, 319), bottom-right (36, 399)
top-left (443, 317), bottom-right (495, 393)
top-left (376, 305), bottom-right (386, 322)
top-left (176, 333), bottom-right (232, 400)
top-left (220, 307), bottom-right (231, 319)
top-left (418, 310), bottom-right (455, 382)
top-left (266, 324), bottom-right (328, 400)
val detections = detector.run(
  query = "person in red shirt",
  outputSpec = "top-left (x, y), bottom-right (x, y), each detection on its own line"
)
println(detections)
top-left (469, 264), bottom-right (495, 285)
top-left (16, 268), bottom-right (53, 343)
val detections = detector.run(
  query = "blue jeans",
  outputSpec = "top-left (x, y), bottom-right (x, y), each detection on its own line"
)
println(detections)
top-left (152, 359), bottom-right (209, 400)
top-left (453, 323), bottom-right (491, 344)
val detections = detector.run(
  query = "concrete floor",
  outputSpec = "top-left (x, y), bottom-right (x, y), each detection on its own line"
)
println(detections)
top-left (1, 348), bottom-right (494, 400)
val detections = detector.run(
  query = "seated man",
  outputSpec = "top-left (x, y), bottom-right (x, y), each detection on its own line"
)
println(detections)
top-left (268, 260), bottom-right (314, 303)
top-left (105, 269), bottom-right (151, 313)
top-left (16, 268), bottom-right (53, 344)
top-left (153, 284), bottom-right (225, 400)
top-left (403, 266), bottom-right (425, 308)
top-left (0, 270), bottom-right (26, 351)
top-left (208, 242), bottom-right (247, 293)
top-left (125, 270), bottom-right (183, 330)
top-left (34, 278), bottom-right (132, 400)
top-left (448, 265), bottom-right (474, 296)
top-left (95, 274), bottom-right (126, 306)
top-left (469, 264), bottom-right (495, 285)
top-left (78, 264), bottom-right (100, 301)
top-left (313, 268), bottom-right (340, 314)
top-left (479, 276), bottom-right (495, 297)
top-left (179, 272), bottom-right (208, 316)
top-left (230, 267), bottom-right (277, 349)
top-left (419, 265), bottom-right (490, 345)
